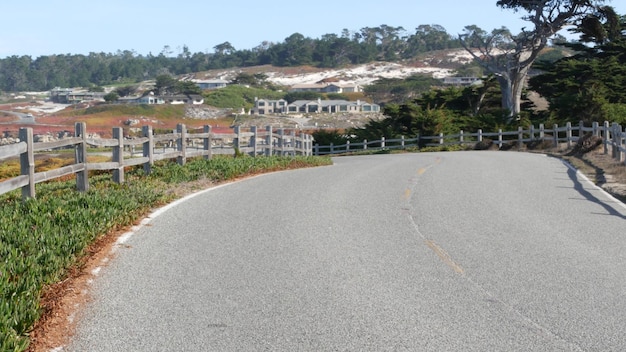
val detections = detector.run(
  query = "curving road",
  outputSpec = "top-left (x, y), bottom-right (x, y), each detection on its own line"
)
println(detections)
top-left (67, 151), bottom-right (626, 351)
top-left (0, 110), bottom-right (36, 124)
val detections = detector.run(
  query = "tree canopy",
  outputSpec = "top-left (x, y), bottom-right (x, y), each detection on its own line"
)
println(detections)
top-left (529, 5), bottom-right (626, 123)
top-left (460, 0), bottom-right (606, 118)
top-left (0, 24), bottom-right (465, 92)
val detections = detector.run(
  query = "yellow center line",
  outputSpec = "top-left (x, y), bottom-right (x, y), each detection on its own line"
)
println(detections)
top-left (425, 239), bottom-right (465, 274)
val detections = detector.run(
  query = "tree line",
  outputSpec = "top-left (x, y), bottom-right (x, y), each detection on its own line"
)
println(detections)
top-left (0, 24), bottom-right (462, 92)
top-left (314, 3), bottom-right (626, 147)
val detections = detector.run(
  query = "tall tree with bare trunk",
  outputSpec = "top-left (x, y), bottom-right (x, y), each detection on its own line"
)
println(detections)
top-left (460, 0), bottom-right (607, 119)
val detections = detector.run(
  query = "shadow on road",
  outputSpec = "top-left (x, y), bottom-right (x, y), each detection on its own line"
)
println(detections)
top-left (566, 165), bottom-right (626, 220)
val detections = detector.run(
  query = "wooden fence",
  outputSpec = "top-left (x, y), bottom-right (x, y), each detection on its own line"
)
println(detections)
top-left (314, 121), bottom-right (626, 163)
top-left (0, 123), bottom-right (313, 199)
top-left (4, 120), bottom-right (626, 200)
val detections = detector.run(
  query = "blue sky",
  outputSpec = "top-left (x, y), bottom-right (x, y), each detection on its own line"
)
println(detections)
top-left (2, 0), bottom-right (624, 59)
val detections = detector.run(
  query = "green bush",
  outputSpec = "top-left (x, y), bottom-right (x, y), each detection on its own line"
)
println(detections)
top-left (203, 86), bottom-right (285, 110)
top-left (602, 103), bottom-right (626, 125)
top-left (0, 175), bottom-right (171, 350)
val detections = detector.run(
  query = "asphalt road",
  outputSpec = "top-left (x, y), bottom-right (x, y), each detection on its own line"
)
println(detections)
top-left (0, 110), bottom-right (35, 124)
top-left (66, 151), bottom-right (626, 351)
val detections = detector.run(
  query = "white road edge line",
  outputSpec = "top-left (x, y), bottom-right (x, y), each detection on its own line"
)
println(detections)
top-left (561, 160), bottom-right (626, 211)
top-left (113, 166), bottom-right (323, 246)
top-left (115, 180), bottom-right (238, 246)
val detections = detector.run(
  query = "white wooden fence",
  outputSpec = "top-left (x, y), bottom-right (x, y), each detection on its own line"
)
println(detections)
top-left (314, 121), bottom-right (626, 163)
top-left (4, 120), bottom-right (625, 200)
top-left (0, 123), bottom-right (313, 199)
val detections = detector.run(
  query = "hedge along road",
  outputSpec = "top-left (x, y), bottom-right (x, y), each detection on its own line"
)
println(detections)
top-left (66, 151), bottom-right (626, 352)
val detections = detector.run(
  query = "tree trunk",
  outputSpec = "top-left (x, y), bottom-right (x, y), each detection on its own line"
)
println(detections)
top-left (497, 66), bottom-right (530, 119)
top-left (497, 75), bottom-right (514, 116)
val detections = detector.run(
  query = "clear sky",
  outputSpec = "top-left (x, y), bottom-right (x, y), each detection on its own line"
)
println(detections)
top-left (2, 0), bottom-right (624, 59)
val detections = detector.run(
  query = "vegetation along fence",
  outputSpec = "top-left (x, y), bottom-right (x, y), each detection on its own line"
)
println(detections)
top-left (0, 123), bottom-right (313, 199)
top-left (314, 121), bottom-right (626, 161)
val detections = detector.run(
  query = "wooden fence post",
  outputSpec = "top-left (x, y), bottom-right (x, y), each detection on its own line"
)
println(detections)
top-left (518, 126), bottom-right (524, 149)
top-left (278, 128), bottom-right (285, 155)
top-left (579, 120), bottom-right (585, 140)
top-left (251, 126), bottom-right (258, 157)
top-left (177, 123), bottom-right (187, 166)
top-left (142, 125), bottom-right (153, 175)
top-left (611, 123), bottom-right (619, 159)
top-left (529, 125), bottom-right (535, 141)
top-left (613, 123), bottom-right (623, 162)
top-left (290, 130), bottom-right (296, 155)
top-left (539, 124), bottom-right (545, 140)
top-left (622, 125), bottom-right (626, 166)
top-left (265, 125), bottom-right (273, 156)
top-left (75, 122), bottom-right (89, 192)
top-left (566, 122), bottom-right (573, 148)
top-left (112, 127), bottom-right (124, 184)
top-left (619, 125), bottom-right (626, 165)
top-left (233, 125), bottom-right (241, 154)
top-left (553, 124), bottom-right (559, 148)
top-left (204, 125), bottom-right (212, 160)
top-left (19, 127), bottom-right (35, 199)
top-left (603, 121), bottom-right (610, 155)
top-left (592, 121), bottom-right (599, 137)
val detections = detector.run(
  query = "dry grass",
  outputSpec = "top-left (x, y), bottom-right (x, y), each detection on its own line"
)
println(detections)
top-left (0, 154), bottom-right (111, 181)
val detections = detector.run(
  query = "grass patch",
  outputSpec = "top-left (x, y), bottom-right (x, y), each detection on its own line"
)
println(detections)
top-left (0, 154), bottom-right (331, 351)
top-left (57, 104), bottom-right (186, 120)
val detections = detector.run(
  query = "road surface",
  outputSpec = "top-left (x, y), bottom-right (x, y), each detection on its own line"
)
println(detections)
top-left (0, 110), bottom-right (36, 124)
top-left (67, 151), bottom-right (626, 351)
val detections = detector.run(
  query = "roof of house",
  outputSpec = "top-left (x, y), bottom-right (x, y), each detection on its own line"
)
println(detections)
top-left (193, 79), bottom-right (229, 84)
top-left (161, 94), bottom-right (204, 100)
top-left (288, 99), bottom-right (360, 107)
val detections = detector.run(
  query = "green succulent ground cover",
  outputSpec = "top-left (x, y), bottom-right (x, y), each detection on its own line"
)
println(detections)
top-left (0, 155), bottom-right (331, 352)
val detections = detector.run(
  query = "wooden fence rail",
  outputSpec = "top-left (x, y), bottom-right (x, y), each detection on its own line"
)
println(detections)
top-left (0, 123), bottom-right (313, 199)
top-left (314, 121), bottom-right (626, 162)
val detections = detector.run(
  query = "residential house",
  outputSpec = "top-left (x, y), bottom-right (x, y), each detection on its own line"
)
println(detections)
top-left (251, 98), bottom-right (288, 114)
top-left (161, 94), bottom-right (204, 105)
top-left (323, 83), bottom-right (360, 93)
top-left (254, 98), bottom-right (379, 115)
top-left (117, 92), bottom-right (165, 105)
top-left (288, 83), bottom-right (361, 93)
top-left (442, 77), bottom-right (482, 86)
top-left (116, 93), bottom-right (203, 105)
top-left (193, 79), bottom-right (228, 90)
top-left (289, 83), bottom-right (327, 92)
top-left (49, 87), bottom-right (105, 103)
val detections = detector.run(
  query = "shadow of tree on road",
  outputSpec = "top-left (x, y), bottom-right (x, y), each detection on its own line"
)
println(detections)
top-left (566, 165), bottom-right (626, 220)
